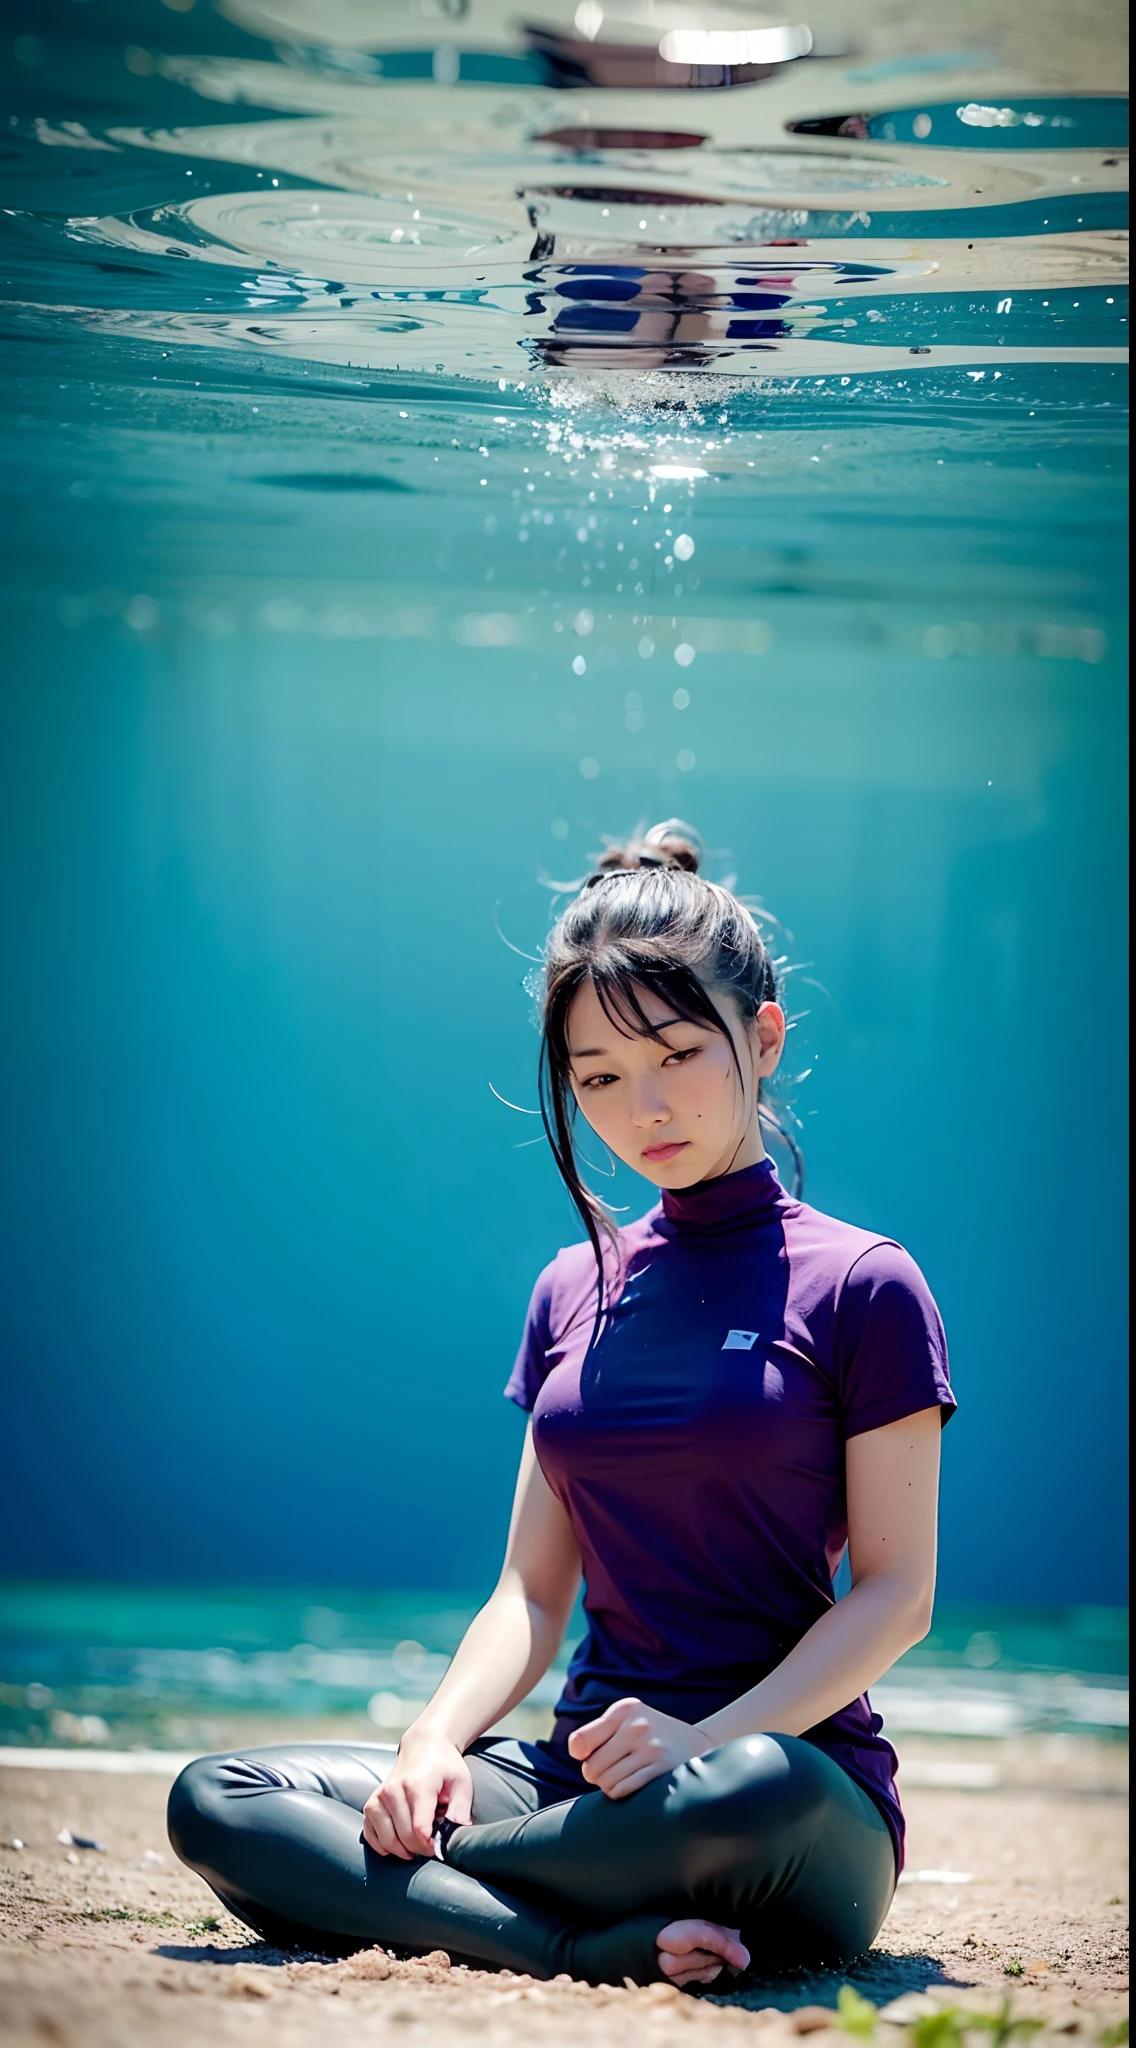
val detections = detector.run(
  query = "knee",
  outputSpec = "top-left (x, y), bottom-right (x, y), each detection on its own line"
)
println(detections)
top-left (167, 1755), bottom-right (231, 1870)
top-left (675, 1735), bottom-right (830, 1838)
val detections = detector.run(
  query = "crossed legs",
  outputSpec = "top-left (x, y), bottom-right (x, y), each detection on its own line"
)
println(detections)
top-left (168, 1733), bottom-right (895, 1985)
top-left (443, 1733), bottom-right (897, 1974)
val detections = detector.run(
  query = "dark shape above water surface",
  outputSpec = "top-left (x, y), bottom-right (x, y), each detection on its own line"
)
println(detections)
top-left (254, 473), bottom-right (414, 493)
top-left (536, 127), bottom-right (709, 150)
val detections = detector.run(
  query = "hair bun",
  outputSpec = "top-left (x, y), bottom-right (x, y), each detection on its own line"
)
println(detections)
top-left (593, 818), bottom-right (703, 877)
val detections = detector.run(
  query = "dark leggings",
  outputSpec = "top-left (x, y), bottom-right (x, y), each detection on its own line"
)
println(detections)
top-left (168, 1732), bottom-right (896, 1986)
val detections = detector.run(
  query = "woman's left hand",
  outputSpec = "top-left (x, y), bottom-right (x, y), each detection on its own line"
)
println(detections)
top-left (567, 1698), bottom-right (712, 1798)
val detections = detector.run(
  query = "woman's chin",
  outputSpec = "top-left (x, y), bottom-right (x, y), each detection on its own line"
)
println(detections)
top-left (637, 1149), bottom-right (707, 1187)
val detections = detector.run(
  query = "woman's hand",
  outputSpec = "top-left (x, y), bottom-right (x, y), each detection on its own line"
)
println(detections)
top-left (362, 1724), bottom-right (474, 1860)
top-left (567, 1698), bottom-right (712, 1798)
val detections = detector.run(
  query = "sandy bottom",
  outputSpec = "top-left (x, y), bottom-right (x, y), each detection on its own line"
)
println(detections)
top-left (0, 1732), bottom-right (1127, 2048)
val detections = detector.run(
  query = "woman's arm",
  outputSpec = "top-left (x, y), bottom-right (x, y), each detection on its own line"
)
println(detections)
top-left (364, 1427), bottom-right (581, 1857)
top-left (415, 1427), bottom-right (581, 1748)
top-left (570, 1407), bottom-right (942, 1797)
top-left (700, 1404), bottom-right (941, 1741)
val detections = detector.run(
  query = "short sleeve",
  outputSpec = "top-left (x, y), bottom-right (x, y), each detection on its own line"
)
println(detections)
top-left (504, 1261), bottom-right (558, 1413)
top-left (835, 1241), bottom-right (955, 1440)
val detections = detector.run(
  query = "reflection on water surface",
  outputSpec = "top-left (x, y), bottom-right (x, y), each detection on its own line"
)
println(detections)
top-left (4, 1), bottom-right (1128, 382)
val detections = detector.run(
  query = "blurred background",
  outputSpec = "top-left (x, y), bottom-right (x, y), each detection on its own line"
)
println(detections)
top-left (0, 0), bottom-right (1127, 1777)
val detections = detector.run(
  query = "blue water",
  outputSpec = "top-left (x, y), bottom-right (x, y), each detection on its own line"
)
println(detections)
top-left (791, 97), bottom-right (1129, 150)
top-left (0, 3), bottom-right (1128, 1618)
top-left (0, 1584), bottom-right (1126, 1750)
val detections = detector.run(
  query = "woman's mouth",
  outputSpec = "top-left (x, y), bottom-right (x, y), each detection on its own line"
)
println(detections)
top-left (641, 1140), bottom-right (690, 1163)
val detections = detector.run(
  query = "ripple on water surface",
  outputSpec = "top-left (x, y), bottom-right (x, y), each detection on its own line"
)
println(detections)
top-left (0, 0), bottom-right (1127, 617)
top-left (4, 6), bottom-right (1127, 384)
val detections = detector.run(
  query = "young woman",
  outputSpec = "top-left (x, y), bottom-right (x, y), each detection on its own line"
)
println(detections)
top-left (169, 821), bottom-right (954, 1990)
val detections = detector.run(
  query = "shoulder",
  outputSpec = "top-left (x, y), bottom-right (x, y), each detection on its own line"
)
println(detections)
top-left (508, 1241), bottom-right (603, 1412)
top-left (786, 1198), bottom-right (894, 1262)
top-left (787, 1201), bottom-right (933, 1293)
top-left (530, 1239), bottom-right (594, 1338)
top-left (539, 1209), bottom-right (660, 1332)
top-left (783, 1203), bottom-right (945, 1356)
top-left (784, 1205), bottom-right (951, 1429)
top-left (839, 1236), bottom-right (938, 1302)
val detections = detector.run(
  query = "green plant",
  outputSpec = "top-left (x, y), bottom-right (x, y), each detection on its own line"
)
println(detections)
top-left (184, 1913), bottom-right (222, 1936)
top-left (829, 1994), bottom-right (1048, 2048)
top-left (1098, 2023), bottom-right (1128, 2048)
top-left (77, 1905), bottom-right (176, 1927)
top-left (910, 2009), bottom-right (969, 2048)
top-left (837, 1986), bottom-right (879, 2039)
top-left (968, 1998), bottom-right (1045, 2048)
top-left (1003, 1962), bottom-right (1025, 1979)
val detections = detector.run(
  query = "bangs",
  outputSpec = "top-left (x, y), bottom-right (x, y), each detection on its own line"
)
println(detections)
top-left (546, 951), bottom-right (734, 1066)
top-left (590, 957), bottom-right (730, 1050)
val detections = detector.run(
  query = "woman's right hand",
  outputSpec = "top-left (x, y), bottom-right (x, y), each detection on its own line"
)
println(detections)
top-left (362, 1723), bottom-right (475, 1860)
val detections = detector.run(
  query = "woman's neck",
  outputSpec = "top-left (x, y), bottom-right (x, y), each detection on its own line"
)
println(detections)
top-left (701, 1117), bottom-right (767, 1182)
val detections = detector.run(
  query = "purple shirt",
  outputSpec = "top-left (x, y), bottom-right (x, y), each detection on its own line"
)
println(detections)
top-left (506, 1157), bottom-right (955, 1869)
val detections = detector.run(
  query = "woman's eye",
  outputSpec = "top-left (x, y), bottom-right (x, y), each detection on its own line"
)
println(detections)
top-left (663, 1047), bottom-right (698, 1067)
top-left (583, 1073), bottom-right (617, 1089)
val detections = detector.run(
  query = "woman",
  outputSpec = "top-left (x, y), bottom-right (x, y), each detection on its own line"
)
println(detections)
top-left (169, 821), bottom-right (954, 1990)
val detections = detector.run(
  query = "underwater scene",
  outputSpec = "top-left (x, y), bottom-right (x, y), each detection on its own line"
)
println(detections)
top-left (0, 0), bottom-right (1128, 1741)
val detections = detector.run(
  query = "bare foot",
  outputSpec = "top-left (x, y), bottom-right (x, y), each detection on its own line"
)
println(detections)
top-left (656, 1918), bottom-right (751, 1989)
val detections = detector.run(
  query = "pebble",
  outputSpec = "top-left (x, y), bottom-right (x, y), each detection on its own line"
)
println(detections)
top-left (346, 1950), bottom-right (392, 1981)
top-left (223, 1967), bottom-right (274, 2000)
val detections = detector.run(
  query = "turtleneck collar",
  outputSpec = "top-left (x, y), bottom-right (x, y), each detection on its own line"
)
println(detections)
top-left (658, 1155), bottom-right (789, 1233)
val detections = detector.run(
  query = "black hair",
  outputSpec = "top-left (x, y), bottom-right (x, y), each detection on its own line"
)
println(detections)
top-left (537, 819), bottom-right (803, 1320)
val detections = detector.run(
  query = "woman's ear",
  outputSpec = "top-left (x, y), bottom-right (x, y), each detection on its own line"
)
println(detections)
top-left (752, 1001), bottom-right (786, 1077)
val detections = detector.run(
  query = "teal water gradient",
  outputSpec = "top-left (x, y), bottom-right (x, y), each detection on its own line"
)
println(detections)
top-left (0, 1585), bottom-right (1126, 1750)
top-left (0, 1), bottom-right (1128, 1610)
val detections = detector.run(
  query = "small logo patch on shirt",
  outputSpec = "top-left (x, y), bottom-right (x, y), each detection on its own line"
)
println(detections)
top-left (722, 1329), bottom-right (760, 1351)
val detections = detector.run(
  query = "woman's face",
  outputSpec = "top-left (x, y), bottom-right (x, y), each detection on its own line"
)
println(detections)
top-left (566, 977), bottom-right (786, 1189)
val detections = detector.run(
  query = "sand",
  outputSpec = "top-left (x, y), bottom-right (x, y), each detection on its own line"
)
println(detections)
top-left (0, 1732), bottom-right (1126, 2048)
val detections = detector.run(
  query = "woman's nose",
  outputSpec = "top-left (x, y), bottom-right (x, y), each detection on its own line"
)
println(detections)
top-left (628, 1085), bottom-right (671, 1128)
